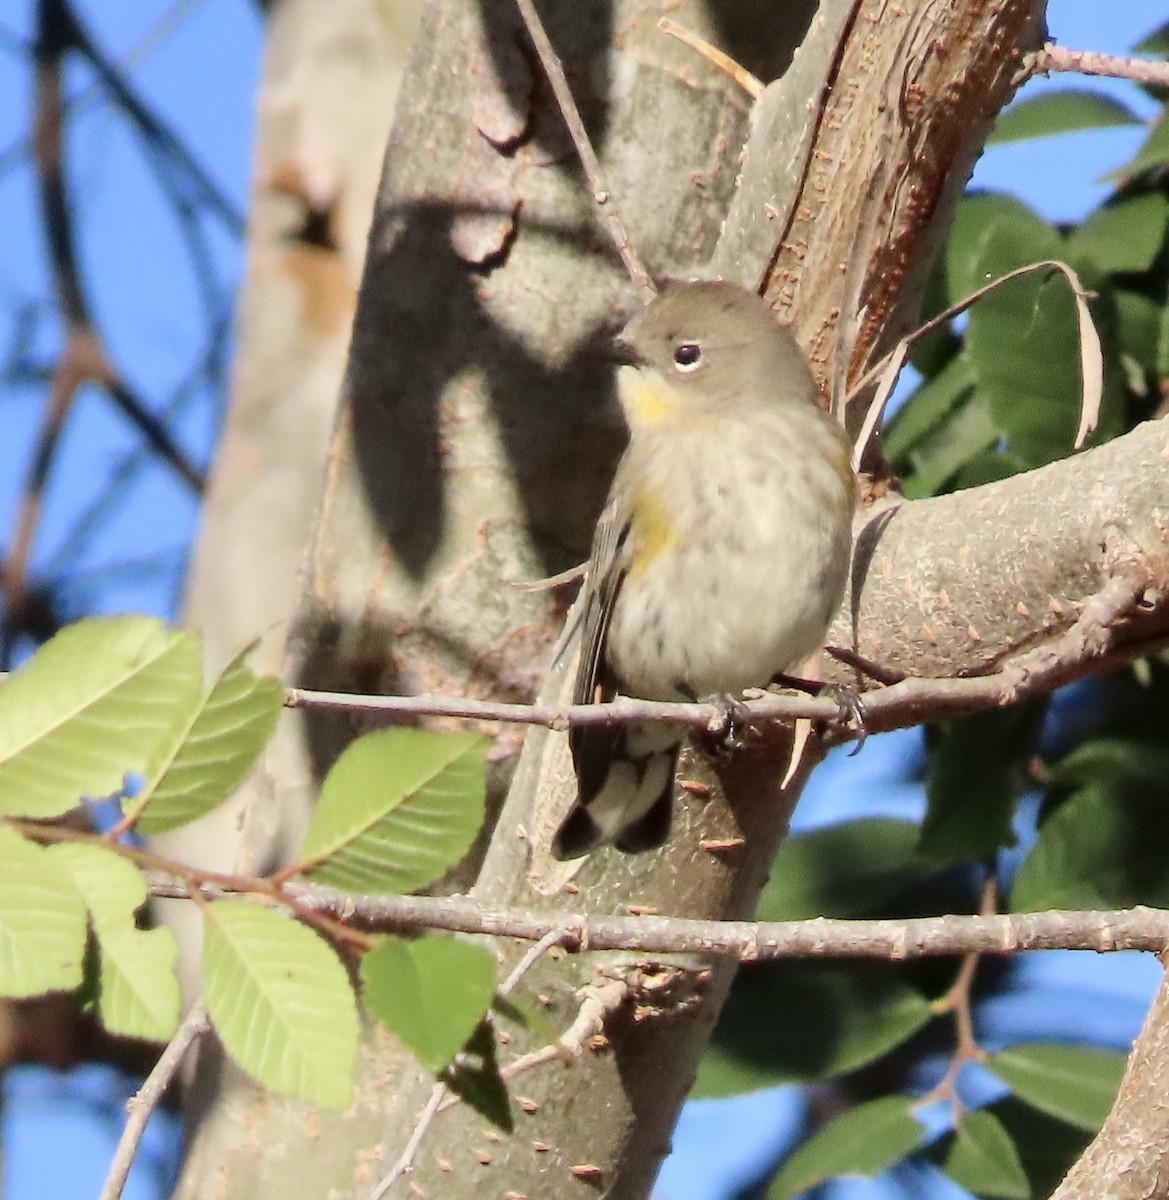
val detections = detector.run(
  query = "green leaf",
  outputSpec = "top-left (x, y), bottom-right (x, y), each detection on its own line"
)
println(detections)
top-left (883, 352), bottom-right (977, 465)
top-left (767, 1095), bottom-right (925, 1198)
top-left (1114, 110), bottom-right (1169, 183)
top-left (202, 900), bottom-right (358, 1108)
top-left (48, 843), bottom-right (179, 1041)
top-left (947, 195), bottom-right (1085, 467)
top-left (0, 617), bottom-right (202, 819)
top-left (900, 391), bottom-right (999, 499)
top-left (988, 90), bottom-right (1142, 145)
top-left (298, 729), bottom-right (486, 894)
top-left (939, 1109), bottom-right (1030, 1199)
top-left (92, 927), bottom-right (180, 1042)
top-left (989, 1095), bottom-right (1093, 1199)
top-left (1045, 736), bottom-right (1169, 792)
top-left (989, 1043), bottom-right (1124, 1131)
top-left (919, 704), bottom-right (1043, 860)
top-left (758, 819), bottom-right (940, 921)
top-left (130, 647), bottom-right (283, 834)
top-left (1068, 193), bottom-right (1169, 276)
top-left (360, 936), bottom-right (496, 1074)
top-left (1133, 20), bottom-right (1169, 58)
top-left (694, 962), bottom-right (933, 1094)
top-left (1011, 770), bottom-right (1169, 912)
top-left (0, 827), bottom-right (87, 997)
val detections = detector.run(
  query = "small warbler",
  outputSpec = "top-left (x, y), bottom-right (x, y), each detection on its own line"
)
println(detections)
top-left (551, 280), bottom-right (855, 860)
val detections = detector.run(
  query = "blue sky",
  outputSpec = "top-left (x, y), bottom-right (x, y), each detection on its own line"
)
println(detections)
top-left (1, 2), bottom-right (1166, 1198)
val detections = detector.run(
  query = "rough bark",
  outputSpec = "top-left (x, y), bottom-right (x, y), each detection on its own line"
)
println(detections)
top-left (167, 1), bottom-right (1169, 1198)
top-left (1053, 962), bottom-right (1169, 1200)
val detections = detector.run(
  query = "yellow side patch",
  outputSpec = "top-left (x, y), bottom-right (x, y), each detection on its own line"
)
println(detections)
top-left (617, 365), bottom-right (682, 429)
top-left (626, 485), bottom-right (675, 575)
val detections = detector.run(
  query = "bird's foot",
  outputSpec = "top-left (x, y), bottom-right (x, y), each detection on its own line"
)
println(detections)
top-left (768, 671), bottom-right (868, 754)
top-left (824, 683), bottom-right (868, 755)
top-left (697, 692), bottom-right (751, 755)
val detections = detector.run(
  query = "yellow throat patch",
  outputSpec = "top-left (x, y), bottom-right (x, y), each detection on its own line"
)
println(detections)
top-left (617, 365), bottom-right (683, 429)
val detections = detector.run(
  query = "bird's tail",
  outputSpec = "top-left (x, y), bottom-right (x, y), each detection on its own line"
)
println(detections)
top-left (552, 721), bottom-right (682, 860)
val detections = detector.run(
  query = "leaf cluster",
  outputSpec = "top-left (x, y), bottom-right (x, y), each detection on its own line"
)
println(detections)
top-left (0, 616), bottom-right (496, 1112)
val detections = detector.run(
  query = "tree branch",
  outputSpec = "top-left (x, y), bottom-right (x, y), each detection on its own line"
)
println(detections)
top-left (141, 871), bottom-right (1169, 961)
top-left (98, 1002), bottom-right (209, 1200)
top-left (1031, 43), bottom-right (1169, 88)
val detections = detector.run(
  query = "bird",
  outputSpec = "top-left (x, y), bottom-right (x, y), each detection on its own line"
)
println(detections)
top-left (550, 280), bottom-right (855, 860)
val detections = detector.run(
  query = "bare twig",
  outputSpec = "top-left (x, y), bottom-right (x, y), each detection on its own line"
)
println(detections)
top-left (370, 1082), bottom-right (446, 1200)
top-left (98, 1002), bottom-right (209, 1200)
top-left (283, 559), bottom-right (1159, 742)
top-left (512, 0), bottom-right (656, 303)
top-left (1031, 43), bottom-right (1169, 89)
top-left (368, 928), bottom-right (568, 1197)
top-left (657, 18), bottom-right (763, 98)
top-left (921, 876), bottom-right (996, 1116)
top-left (136, 871), bottom-right (1169, 962)
top-left (437, 977), bottom-right (629, 1113)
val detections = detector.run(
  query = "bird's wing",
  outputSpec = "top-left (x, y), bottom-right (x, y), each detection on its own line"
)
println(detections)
top-left (572, 495), bottom-right (631, 709)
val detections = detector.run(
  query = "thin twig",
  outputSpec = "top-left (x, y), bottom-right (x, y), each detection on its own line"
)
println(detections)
top-left (657, 18), bottom-right (763, 98)
top-left (138, 872), bottom-right (1169, 962)
top-left (283, 558), bottom-right (1159, 742)
top-left (1031, 43), bottom-right (1169, 89)
top-left (500, 928), bottom-right (571, 996)
top-left (369, 1082), bottom-right (446, 1200)
top-left (920, 876), bottom-right (996, 1117)
top-left (98, 1002), bottom-right (209, 1200)
top-left (367, 927), bottom-right (568, 1197)
top-left (437, 977), bottom-right (628, 1113)
top-left (512, 0), bottom-right (656, 303)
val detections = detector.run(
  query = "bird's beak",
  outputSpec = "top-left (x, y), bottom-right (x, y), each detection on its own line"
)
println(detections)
top-left (609, 334), bottom-right (640, 367)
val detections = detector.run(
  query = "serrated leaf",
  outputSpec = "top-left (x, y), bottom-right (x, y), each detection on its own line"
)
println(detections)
top-left (0, 827), bottom-right (86, 997)
top-left (48, 844), bottom-right (179, 1041)
top-left (989, 1043), bottom-right (1124, 1131)
top-left (1068, 193), bottom-right (1169, 276)
top-left (360, 936), bottom-right (495, 1074)
top-left (694, 962), bottom-right (933, 1094)
top-left (767, 1096), bottom-right (925, 1198)
top-left (93, 926), bottom-right (180, 1041)
top-left (757, 819), bottom-right (939, 921)
top-left (940, 1109), bottom-right (1030, 1199)
top-left (988, 90), bottom-right (1142, 145)
top-left (298, 729), bottom-right (486, 894)
top-left (202, 900), bottom-right (358, 1108)
top-left (0, 616), bottom-right (202, 819)
top-left (128, 647), bottom-right (283, 834)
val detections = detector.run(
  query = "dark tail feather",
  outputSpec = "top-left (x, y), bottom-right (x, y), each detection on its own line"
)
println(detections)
top-left (553, 723), bottom-right (681, 860)
top-left (613, 787), bottom-right (673, 853)
top-left (551, 805), bottom-right (604, 861)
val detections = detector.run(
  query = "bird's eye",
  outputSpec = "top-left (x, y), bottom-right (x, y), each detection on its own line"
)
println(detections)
top-left (673, 343), bottom-right (702, 371)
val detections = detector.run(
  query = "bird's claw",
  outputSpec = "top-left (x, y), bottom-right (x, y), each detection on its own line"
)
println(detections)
top-left (824, 684), bottom-right (867, 754)
top-left (704, 692), bottom-right (751, 752)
